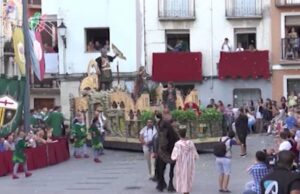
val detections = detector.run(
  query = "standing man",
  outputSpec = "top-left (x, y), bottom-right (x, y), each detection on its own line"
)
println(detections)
top-left (95, 48), bottom-right (118, 91)
top-left (45, 106), bottom-right (65, 138)
top-left (221, 38), bottom-right (232, 52)
top-left (139, 119), bottom-right (157, 180)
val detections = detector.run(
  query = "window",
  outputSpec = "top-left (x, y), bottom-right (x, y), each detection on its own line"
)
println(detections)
top-left (85, 28), bottom-right (110, 52)
top-left (225, 0), bottom-right (262, 18)
top-left (41, 15), bottom-right (58, 53)
top-left (233, 88), bottom-right (261, 108)
top-left (234, 28), bottom-right (256, 50)
top-left (282, 16), bottom-right (300, 60)
top-left (287, 79), bottom-right (300, 96)
top-left (158, 0), bottom-right (195, 19)
top-left (166, 30), bottom-right (190, 52)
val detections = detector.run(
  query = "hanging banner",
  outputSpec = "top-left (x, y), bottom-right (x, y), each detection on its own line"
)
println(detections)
top-left (0, 76), bottom-right (25, 137)
top-left (29, 30), bottom-right (45, 80)
top-left (12, 28), bottom-right (26, 75)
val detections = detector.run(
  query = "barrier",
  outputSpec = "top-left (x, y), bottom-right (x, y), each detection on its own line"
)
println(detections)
top-left (0, 138), bottom-right (69, 176)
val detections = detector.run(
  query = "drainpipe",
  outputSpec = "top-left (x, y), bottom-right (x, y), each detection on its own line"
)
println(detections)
top-left (143, 0), bottom-right (147, 72)
top-left (210, 0), bottom-right (214, 90)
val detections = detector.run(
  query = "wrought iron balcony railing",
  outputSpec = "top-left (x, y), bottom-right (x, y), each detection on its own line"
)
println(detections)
top-left (276, 0), bottom-right (300, 7)
top-left (158, 0), bottom-right (195, 20)
top-left (225, 0), bottom-right (263, 19)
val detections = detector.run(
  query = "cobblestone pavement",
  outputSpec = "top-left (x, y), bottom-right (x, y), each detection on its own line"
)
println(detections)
top-left (0, 134), bottom-right (275, 194)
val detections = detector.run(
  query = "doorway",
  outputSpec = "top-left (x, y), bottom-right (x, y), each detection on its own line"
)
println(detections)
top-left (34, 98), bottom-right (55, 110)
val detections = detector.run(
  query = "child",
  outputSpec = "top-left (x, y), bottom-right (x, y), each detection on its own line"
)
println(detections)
top-left (12, 130), bottom-right (32, 179)
top-left (72, 112), bottom-right (89, 158)
top-left (89, 117), bottom-right (103, 163)
top-left (171, 127), bottom-right (198, 194)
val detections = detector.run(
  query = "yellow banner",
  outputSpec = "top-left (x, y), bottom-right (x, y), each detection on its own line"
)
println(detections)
top-left (13, 28), bottom-right (26, 75)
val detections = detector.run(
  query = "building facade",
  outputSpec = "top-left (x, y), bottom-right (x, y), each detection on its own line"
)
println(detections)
top-left (145, 0), bottom-right (272, 107)
top-left (271, 0), bottom-right (300, 101)
top-left (42, 0), bottom-right (144, 117)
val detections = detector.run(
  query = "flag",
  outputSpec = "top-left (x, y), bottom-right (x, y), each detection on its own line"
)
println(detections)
top-left (28, 30), bottom-right (45, 80)
top-left (12, 28), bottom-right (26, 75)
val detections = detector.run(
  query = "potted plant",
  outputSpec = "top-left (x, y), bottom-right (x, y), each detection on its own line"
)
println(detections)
top-left (171, 110), bottom-right (197, 137)
top-left (199, 108), bottom-right (222, 137)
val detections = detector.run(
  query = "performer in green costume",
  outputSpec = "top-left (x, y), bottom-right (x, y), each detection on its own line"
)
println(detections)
top-left (72, 112), bottom-right (89, 158)
top-left (12, 130), bottom-right (32, 179)
top-left (45, 106), bottom-right (64, 137)
top-left (89, 117), bottom-right (103, 163)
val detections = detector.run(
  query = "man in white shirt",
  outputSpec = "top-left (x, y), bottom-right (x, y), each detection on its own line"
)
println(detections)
top-left (139, 119), bottom-right (157, 180)
top-left (221, 38), bottom-right (232, 52)
top-left (278, 131), bottom-right (292, 151)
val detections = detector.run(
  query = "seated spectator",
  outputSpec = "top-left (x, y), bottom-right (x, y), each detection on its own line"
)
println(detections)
top-left (261, 150), bottom-right (295, 194)
top-left (243, 151), bottom-right (271, 194)
top-left (0, 137), bottom-right (5, 152)
top-left (278, 131), bottom-right (292, 152)
top-left (4, 134), bottom-right (15, 151)
top-left (285, 111), bottom-right (297, 131)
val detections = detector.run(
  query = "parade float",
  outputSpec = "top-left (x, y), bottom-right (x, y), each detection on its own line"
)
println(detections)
top-left (71, 55), bottom-right (221, 151)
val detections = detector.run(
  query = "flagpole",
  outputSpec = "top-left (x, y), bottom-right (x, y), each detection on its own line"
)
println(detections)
top-left (22, 0), bottom-right (31, 132)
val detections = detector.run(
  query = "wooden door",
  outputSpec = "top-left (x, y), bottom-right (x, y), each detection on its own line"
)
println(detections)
top-left (34, 98), bottom-right (55, 110)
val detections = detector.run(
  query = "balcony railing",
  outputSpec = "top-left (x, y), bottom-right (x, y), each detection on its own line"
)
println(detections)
top-left (276, 0), bottom-right (300, 7)
top-left (28, 0), bottom-right (41, 7)
top-left (225, 0), bottom-right (263, 19)
top-left (158, 0), bottom-right (195, 20)
top-left (281, 38), bottom-right (300, 63)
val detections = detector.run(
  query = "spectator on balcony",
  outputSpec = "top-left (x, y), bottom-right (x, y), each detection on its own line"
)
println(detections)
top-left (248, 44), bottom-right (257, 52)
top-left (87, 41), bottom-right (95, 52)
top-left (288, 27), bottom-right (299, 58)
top-left (236, 42), bottom-right (244, 52)
top-left (221, 38), bottom-right (232, 52)
top-left (288, 91), bottom-right (298, 108)
top-left (94, 41), bottom-right (102, 51)
top-left (167, 40), bottom-right (188, 52)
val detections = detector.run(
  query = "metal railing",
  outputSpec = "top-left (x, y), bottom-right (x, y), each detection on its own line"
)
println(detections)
top-left (276, 0), bottom-right (300, 7)
top-left (158, 0), bottom-right (195, 20)
top-left (28, 0), bottom-right (41, 6)
top-left (281, 38), bottom-right (300, 61)
top-left (225, 0), bottom-right (262, 18)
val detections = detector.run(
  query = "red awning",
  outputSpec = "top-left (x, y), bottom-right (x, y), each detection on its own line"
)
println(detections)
top-left (152, 52), bottom-right (202, 82)
top-left (218, 51), bottom-right (270, 80)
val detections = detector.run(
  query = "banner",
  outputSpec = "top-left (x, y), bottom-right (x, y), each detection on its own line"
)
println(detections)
top-left (29, 30), bottom-right (45, 80)
top-left (0, 76), bottom-right (25, 137)
top-left (12, 28), bottom-right (26, 75)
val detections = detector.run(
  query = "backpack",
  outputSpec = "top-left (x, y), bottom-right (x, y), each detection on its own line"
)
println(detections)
top-left (213, 138), bottom-right (230, 157)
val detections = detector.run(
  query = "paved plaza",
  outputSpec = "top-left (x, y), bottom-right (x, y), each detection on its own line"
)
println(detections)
top-left (0, 134), bottom-right (275, 194)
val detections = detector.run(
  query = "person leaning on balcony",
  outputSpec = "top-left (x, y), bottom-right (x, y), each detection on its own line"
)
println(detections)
top-left (236, 42), bottom-right (244, 52)
top-left (288, 27), bottom-right (299, 58)
top-left (221, 38), bottom-right (232, 52)
top-left (248, 44), bottom-right (257, 52)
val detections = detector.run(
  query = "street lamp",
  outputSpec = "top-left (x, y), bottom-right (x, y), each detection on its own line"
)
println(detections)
top-left (58, 22), bottom-right (67, 48)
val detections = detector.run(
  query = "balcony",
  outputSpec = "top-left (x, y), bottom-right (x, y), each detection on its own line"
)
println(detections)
top-left (276, 0), bottom-right (300, 7)
top-left (218, 51), bottom-right (270, 80)
top-left (28, 0), bottom-right (41, 8)
top-left (152, 52), bottom-right (202, 82)
top-left (225, 0), bottom-right (263, 19)
top-left (280, 38), bottom-right (300, 65)
top-left (158, 0), bottom-right (195, 21)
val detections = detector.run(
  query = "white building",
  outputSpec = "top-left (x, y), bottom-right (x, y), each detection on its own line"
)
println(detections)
top-left (145, 0), bottom-right (272, 107)
top-left (42, 0), bottom-right (144, 117)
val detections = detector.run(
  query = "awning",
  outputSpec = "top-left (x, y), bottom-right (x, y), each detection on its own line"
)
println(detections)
top-left (152, 52), bottom-right (202, 82)
top-left (218, 51), bottom-right (270, 80)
